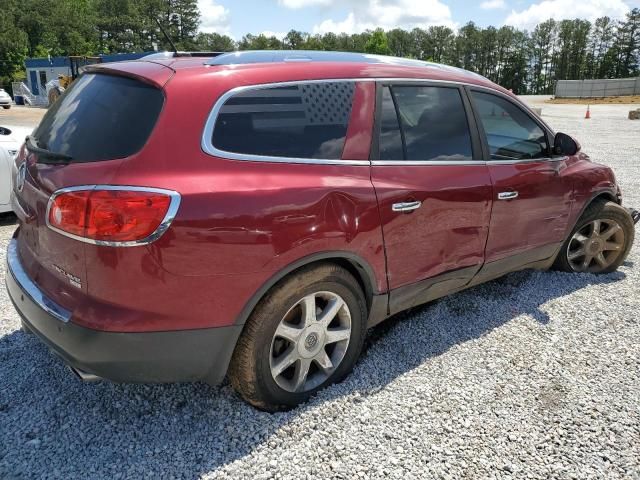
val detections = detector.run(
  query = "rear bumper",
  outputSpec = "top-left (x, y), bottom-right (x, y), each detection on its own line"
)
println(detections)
top-left (5, 238), bottom-right (241, 384)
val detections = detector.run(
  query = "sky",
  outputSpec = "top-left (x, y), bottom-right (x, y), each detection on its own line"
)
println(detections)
top-left (197, 0), bottom-right (640, 39)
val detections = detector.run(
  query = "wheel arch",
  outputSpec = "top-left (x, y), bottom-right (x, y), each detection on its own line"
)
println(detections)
top-left (569, 189), bottom-right (619, 234)
top-left (233, 251), bottom-right (381, 327)
top-left (590, 190), bottom-right (619, 205)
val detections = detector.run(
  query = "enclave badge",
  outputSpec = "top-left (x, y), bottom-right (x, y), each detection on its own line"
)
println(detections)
top-left (52, 264), bottom-right (82, 289)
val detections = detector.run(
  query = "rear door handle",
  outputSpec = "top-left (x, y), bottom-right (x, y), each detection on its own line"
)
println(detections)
top-left (497, 191), bottom-right (518, 200)
top-left (392, 201), bottom-right (422, 212)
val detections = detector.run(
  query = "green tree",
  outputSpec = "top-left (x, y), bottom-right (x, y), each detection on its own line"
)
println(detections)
top-left (3, 1), bottom-right (640, 96)
top-left (387, 28), bottom-right (413, 57)
top-left (320, 32), bottom-right (340, 51)
top-left (614, 8), bottom-right (640, 76)
top-left (0, 1), bottom-right (29, 92)
top-left (427, 26), bottom-right (455, 63)
top-left (530, 20), bottom-right (556, 93)
top-left (171, 0), bottom-right (200, 48)
top-left (588, 17), bottom-right (616, 78)
top-left (195, 32), bottom-right (235, 51)
top-left (454, 22), bottom-right (479, 70)
top-left (283, 30), bottom-right (305, 49)
top-left (238, 34), bottom-right (281, 50)
top-left (95, 0), bottom-right (140, 53)
top-left (364, 29), bottom-right (391, 55)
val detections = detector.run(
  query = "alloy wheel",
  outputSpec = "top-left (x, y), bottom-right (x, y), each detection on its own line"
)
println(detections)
top-left (269, 291), bottom-right (352, 393)
top-left (567, 219), bottom-right (625, 273)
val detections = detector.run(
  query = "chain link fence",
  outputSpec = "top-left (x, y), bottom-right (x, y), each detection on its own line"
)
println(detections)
top-left (555, 77), bottom-right (640, 98)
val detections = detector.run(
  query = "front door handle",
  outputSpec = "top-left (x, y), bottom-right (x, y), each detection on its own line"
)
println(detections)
top-left (392, 201), bottom-right (422, 212)
top-left (497, 191), bottom-right (518, 200)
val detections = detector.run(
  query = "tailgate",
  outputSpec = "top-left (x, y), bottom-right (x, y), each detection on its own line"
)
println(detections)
top-left (12, 68), bottom-right (168, 310)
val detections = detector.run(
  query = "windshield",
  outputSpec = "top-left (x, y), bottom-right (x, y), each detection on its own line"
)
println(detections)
top-left (34, 73), bottom-right (164, 162)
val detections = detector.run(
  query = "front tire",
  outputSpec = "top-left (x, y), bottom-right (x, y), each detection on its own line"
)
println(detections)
top-left (554, 200), bottom-right (634, 274)
top-left (228, 264), bottom-right (367, 411)
top-left (2, 105), bottom-right (9, 110)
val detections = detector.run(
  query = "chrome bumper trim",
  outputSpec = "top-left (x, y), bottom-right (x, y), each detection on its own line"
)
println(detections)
top-left (6, 238), bottom-right (71, 323)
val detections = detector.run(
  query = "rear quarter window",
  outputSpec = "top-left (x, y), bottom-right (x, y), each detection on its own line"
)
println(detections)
top-left (210, 82), bottom-right (356, 160)
top-left (34, 73), bottom-right (164, 162)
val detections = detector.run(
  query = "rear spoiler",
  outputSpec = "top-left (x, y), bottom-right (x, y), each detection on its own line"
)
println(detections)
top-left (84, 61), bottom-right (175, 89)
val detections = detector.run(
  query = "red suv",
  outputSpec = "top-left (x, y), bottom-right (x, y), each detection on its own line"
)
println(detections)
top-left (6, 51), bottom-right (638, 411)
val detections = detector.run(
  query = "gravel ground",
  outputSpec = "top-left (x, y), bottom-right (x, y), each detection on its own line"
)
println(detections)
top-left (0, 105), bottom-right (45, 128)
top-left (1, 100), bottom-right (639, 479)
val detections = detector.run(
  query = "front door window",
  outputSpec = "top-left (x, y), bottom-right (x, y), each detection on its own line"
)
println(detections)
top-left (470, 91), bottom-right (548, 160)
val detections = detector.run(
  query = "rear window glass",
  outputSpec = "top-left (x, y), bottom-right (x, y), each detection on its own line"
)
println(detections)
top-left (34, 73), bottom-right (164, 162)
top-left (211, 82), bottom-right (355, 159)
top-left (384, 85), bottom-right (473, 162)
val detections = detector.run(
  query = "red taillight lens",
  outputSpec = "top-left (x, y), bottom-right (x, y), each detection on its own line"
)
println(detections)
top-left (48, 188), bottom-right (177, 244)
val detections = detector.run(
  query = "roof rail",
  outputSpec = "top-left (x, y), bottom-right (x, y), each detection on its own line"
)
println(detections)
top-left (204, 50), bottom-right (488, 81)
top-left (141, 51), bottom-right (227, 60)
top-left (205, 50), bottom-right (440, 67)
top-left (174, 51), bottom-right (226, 58)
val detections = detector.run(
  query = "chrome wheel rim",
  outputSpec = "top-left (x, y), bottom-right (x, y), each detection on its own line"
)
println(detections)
top-left (269, 291), bottom-right (351, 393)
top-left (567, 219), bottom-right (625, 273)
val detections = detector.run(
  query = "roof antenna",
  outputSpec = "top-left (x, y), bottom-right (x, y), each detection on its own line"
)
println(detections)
top-left (155, 18), bottom-right (178, 56)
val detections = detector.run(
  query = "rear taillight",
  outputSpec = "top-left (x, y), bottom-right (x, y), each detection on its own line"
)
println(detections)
top-left (47, 186), bottom-right (180, 246)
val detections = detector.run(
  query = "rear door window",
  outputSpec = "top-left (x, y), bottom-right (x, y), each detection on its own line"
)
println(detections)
top-left (211, 82), bottom-right (356, 160)
top-left (470, 91), bottom-right (548, 160)
top-left (379, 85), bottom-right (473, 162)
top-left (34, 73), bottom-right (164, 162)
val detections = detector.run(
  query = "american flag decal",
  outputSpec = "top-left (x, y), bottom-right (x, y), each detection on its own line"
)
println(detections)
top-left (220, 82), bottom-right (355, 129)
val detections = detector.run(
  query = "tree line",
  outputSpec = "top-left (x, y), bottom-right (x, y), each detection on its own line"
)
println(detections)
top-left (0, 0), bottom-right (638, 95)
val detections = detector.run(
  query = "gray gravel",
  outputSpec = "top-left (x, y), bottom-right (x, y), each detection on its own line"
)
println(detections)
top-left (1, 99), bottom-right (639, 479)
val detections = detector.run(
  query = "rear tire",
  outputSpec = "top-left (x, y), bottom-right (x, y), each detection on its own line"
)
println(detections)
top-left (2, 105), bottom-right (9, 110)
top-left (228, 263), bottom-right (367, 411)
top-left (554, 200), bottom-right (634, 274)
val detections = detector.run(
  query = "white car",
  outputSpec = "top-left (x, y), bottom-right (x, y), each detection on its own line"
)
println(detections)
top-left (0, 88), bottom-right (12, 109)
top-left (0, 126), bottom-right (25, 214)
top-left (0, 146), bottom-right (13, 213)
top-left (0, 126), bottom-right (23, 157)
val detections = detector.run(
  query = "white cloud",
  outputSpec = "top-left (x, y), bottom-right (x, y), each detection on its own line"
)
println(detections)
top-left (504, 0), bottom-right (630, 30)
top-left (279, 0), bottom-right (333, 7)
top-left (261, 31), bottom-right (288, 40)
top-left (310, 0), bottom-right (455, 34)
top-left (314, 13), bottom-right (358, 34)
top-left (480, 0), bottom-right (506, 10)
top-left (198, 0), bottom-right (232, 34)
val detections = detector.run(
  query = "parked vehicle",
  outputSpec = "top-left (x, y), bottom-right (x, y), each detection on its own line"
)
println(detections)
top-left (0, 126), bottom-right (22, 213)
top-left (0, 125), bottom-right (23, 157)
top-left (6, 51), bottom-right (638, 411)
top-left (0, 147), bottom-right (13, 214)
top-left (0, 88), bottom-right (12, 109)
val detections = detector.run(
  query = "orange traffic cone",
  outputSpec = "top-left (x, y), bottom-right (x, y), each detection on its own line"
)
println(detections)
top-left (585, 105), bottom-right (591, 119)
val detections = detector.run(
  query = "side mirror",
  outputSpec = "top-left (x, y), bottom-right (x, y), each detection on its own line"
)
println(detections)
top-left (553, 132), bottom-right (579, 156)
